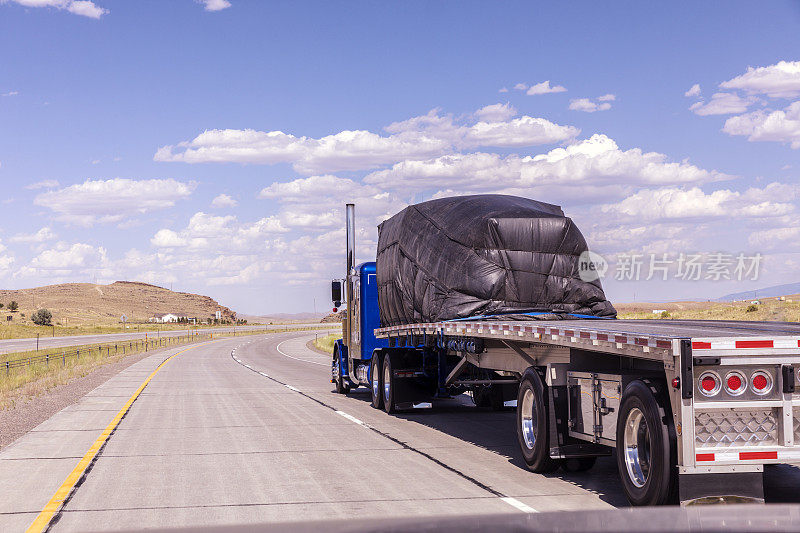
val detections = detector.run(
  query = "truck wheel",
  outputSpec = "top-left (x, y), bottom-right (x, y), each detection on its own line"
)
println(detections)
top-left (616, 380), bottom-right (675, 506)
top-left (332, 349), bottom-right (349, 394)
top-left (516, 368), bottom-right (558, 473)
top-left (382, 350), bottom-right (400, 414)
top-left (370, 350), bottom-right (384, 409)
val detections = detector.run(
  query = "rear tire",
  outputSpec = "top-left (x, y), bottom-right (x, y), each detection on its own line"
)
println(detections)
top-left (382, 350), bottom-right (399, 414)
top-left (516, 368), bottom-right (558, 473)
top-left (616, 380), bottom-right (675, 506)
top-left (371, 350), bottom-right (384, 409)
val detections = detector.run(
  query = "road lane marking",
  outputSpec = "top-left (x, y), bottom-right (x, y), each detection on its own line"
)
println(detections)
top-left (26, 341), bottom-right (217, 533)
top-left (500, 497), bottom-right (538, 513)
top-left (276, 339), bottom-right (328, 366)
top-left (335, 410), bottom-right (366, 426)
top-left (231, 345), bottom-right (539, 515)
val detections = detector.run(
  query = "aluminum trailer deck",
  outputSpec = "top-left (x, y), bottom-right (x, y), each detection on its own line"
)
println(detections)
top-left (373, 318), bottom-right (800, 505)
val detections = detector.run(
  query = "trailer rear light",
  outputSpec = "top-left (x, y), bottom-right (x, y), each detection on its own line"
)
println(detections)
top-left (724, 371), bottom-right (747, 396)
top-left (751, 371), bottom-right (772, 395)
top-left (698, 371), bottom-right (721, 397)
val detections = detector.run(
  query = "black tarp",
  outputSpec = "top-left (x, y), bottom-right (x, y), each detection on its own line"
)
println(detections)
top-left (376, 194), bottom-right (617, 326)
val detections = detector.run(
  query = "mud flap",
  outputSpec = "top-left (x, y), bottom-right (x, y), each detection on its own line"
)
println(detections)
top-left (679, 471), bottom-right (764, 505)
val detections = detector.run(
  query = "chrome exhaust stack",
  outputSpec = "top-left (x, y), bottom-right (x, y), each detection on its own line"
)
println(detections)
top-left (344, 203), bottom-right (355, 349)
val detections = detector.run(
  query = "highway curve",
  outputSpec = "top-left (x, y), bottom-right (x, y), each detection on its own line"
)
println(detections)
top-left (3, 331), bottom-right (800, 531)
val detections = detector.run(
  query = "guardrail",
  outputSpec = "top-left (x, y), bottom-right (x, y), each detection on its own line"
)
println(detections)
top-left (2, 324), bottom-right (338, 376)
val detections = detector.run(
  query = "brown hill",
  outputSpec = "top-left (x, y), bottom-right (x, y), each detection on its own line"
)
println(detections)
top-left (0, 281), bottom-right (236, 326)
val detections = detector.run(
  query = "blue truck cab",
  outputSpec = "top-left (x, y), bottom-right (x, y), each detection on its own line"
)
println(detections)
top-left (332, 261), bottom-right (388, 390)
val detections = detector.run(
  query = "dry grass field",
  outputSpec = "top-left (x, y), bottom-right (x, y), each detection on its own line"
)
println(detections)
top-left (616, 294), bottom-right (800, 322)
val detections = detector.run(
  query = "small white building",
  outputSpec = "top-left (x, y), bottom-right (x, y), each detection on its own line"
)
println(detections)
top-left (150, 313), bottom-right (186, 323)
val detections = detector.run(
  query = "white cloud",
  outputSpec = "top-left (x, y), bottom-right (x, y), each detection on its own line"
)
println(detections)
top-left (1, 90), bottom-right (18, 97)
top-left (198, 0), bottom-right (231, 11)
top-left (685, 84), bottom-right (701, 98)
top-left (513, 83), bottom-right (528, 91)
top-left (569, 97), bottom-right (612, 113)
top-left (722, 101), bottom-right (800, 148)
top-left (10, 227), bottom-right (56, 244)
top-left (600, 183), bottom-right (797, 222)
top-left (689, 92), bottom-right (756, 116)
top-left (364, 134), bottom-right (730, 197)
top-left (34, 178), bottom-right (196, 226)
top-left (720, 60), bottom-right (800, 98)
top-left (211, 193), bottom-right (237, 208)
top-left (597, 94), bottom-right (616, 102)
top-left (473, 102), bottom-right (517, 122)
top-left (29, 242), bottom-right (107, 269)
top-left (150, 212), bottom-right (288, 251)
top-left (25, 179), bottom-right (59, 190)
top-left (7, 0), bottom-right (107, 18)
top-left (526, 80), bottom-right (567, 95)
top-left (154, 106), bottom-right (578, 174)
top-left (498, 87), bottom-right (509, 93)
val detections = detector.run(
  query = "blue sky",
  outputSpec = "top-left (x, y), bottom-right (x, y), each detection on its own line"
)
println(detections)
top-left (1, 0), bottom-right (800, 314)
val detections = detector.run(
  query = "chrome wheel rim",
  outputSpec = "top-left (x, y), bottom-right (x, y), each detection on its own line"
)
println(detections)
top-left (383, 361), bottom-right (391, 403)
top-left (520, 387), bottom-right (536, 450)
top-left (372, 359), bottom-right (380, 399)
top-left (623, 407), bottom-right (651, 488)
top-left (331, 357), bottom-right (339, 383)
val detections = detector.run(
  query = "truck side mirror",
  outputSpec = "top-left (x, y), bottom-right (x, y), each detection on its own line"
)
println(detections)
top-left (331, 280), bottom-right (343, 303)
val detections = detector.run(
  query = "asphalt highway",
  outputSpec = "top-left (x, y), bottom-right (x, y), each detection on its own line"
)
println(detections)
top-left (0, 323), bottom-right (333, 355)
top-left (3, 331), bottom-right (800, 531)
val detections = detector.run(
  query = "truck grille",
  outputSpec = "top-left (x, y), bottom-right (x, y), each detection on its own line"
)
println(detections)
top-left (695, 408), bottom-right (778, 448)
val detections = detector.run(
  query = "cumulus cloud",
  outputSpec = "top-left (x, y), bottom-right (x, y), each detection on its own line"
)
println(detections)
top-left (513, 83), bottom-right (528, 91)
top-left (722, 101), bottom-right (800, 148)
top-left (34, 178), bottom-right (196, 226)
top-left (498, 87), bottom-right (509, 93)
top-left (29, 242), bottom-right (107, 270)
top-left (689, 92), bottom-right (756, 116)
top-left (364, 134), bottom-right (729, 196)
top-left (154, 106), bottom-right (578, 174)
top-left (211, 193), bottom-right (237, 208)
top-left (25, 179), bottom-right (59, 190)
top-left (6, 0), bottom-right (107, 18)
top-left (600, 183), bottom-right (798, 221)
top-left (684, 84), bottom-right (701, 98)
top-left (473, 102), bottom-right (517, 122)
top-left (569, 96), bottom-right (613, 112)
top-left (1, 90), bottom-right (18, 97)
top-left (198, 0), bottom-right (231, 11)
top-left (10, 227), bottom-right (56, 244)
top-left (526, 80), bottom-right (567, 95)
top-left (720, 60), bottom-right (800, 98)
top-left (150, 211), bottom-right (287, 251)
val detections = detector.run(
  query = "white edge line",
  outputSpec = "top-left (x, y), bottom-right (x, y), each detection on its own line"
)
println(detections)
top-left (500, 497), bottom-right (538, 513)
top-left (285, 384), bottom-right (300, 392)
top-left (276, 339), bottom-right (329, 366)
top-left (335, 410), bottom-right (367, 427)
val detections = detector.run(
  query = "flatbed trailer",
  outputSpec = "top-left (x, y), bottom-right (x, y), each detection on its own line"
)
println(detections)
top-left (366, 317), bottom-right (800, 505)
top-left (329, 202), bottom-right (800, 506)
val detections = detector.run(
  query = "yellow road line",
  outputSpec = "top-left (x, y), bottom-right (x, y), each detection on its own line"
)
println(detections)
top-left (26, 341), bottom-right (215, 533)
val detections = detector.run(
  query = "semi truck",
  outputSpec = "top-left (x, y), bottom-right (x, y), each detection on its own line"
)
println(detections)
top-left (330, 202), bottom-right (800, 506)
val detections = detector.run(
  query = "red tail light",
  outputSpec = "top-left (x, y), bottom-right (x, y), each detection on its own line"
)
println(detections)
top-left (751, 371), bottom-right (772, 395)
top-left (724, 371), bottom-right (746, 396)
top-left (698, 372), bottom-right (721, 396)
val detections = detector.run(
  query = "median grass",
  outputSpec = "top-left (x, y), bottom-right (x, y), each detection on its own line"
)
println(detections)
top-left (313, 333), bottom-right (339, 354)
top-left (0, 324), bottom-right (337, 411)
top-left (0, 322), bottom-right (253, 341)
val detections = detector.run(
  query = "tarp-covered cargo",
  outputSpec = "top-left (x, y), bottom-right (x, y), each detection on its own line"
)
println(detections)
top-left (376, 194), bottom-right (617, 326)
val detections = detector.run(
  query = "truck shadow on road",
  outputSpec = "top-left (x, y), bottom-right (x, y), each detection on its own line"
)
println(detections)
top-left (345, 390), bottom-right (800, 507)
